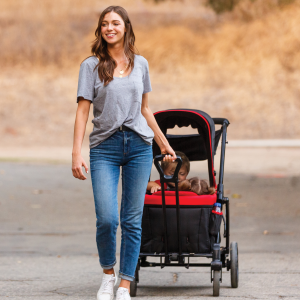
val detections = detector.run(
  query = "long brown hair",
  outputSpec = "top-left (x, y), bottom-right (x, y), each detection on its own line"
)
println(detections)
top-left (91, 6), bottom-right (139, 86)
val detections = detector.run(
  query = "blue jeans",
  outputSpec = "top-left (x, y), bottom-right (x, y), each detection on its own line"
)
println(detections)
top-left (89, 130), bottom-right (153, 281)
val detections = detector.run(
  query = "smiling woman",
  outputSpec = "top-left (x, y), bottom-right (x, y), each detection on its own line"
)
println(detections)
top-left (71, 5), bottom-right (176, 300)
top-left (91, 7), bottom-right (137, 84)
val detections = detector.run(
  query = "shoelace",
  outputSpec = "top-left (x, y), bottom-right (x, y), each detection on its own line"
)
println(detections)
top-left (100, 275), bottom-right (115, 294)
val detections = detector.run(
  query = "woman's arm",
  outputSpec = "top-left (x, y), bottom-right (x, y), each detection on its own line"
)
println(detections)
top-left (141, 93), bottom-right (176, 161)
top-left (72, 98), bottom-right (91, 180)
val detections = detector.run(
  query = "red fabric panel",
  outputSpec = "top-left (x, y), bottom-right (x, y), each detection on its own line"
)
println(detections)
top-left (144, 191), bottom-right (217, 206)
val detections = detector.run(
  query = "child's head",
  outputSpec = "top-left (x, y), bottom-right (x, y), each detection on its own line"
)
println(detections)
top-left (161, 151), bottom-right (190, 183)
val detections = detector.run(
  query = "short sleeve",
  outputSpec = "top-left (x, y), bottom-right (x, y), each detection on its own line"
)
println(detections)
top-left (143, 60), bottom-right (152, 94)
top-left (76, 59), bottom-right (96, 103)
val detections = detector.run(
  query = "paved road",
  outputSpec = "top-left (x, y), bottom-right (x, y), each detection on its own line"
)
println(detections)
top-left (1, 147), bottom-right (300, 176)
top-left (0, 162), bottom-right (299, 299)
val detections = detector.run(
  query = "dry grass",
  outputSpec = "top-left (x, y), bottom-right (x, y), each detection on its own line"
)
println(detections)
top-left (1, 0), bottom-right (300, 147)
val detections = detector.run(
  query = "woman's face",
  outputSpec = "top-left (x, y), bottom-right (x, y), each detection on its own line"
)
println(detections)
top-left (101, 11), bottom-right (126, 45)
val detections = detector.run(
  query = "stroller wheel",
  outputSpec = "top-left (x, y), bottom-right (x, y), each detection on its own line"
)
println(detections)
top-left (213, 270), bottom-right (220, 297)
top-left (130, 278), bottom-right (137, 297)
top-left (230, 241), bottom-right (239, 288)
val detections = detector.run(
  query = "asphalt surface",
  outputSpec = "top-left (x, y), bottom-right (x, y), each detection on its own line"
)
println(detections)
top-left (0, 161), bottom-right (300, 299)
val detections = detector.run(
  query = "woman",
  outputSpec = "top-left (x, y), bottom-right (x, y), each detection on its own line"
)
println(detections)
top-left (72, 6), bottom-right (176, 300)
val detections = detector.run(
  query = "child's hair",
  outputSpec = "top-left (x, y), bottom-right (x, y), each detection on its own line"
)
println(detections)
top-left (161, 151), bottom-right (190, 173)
top-left (178, 179), bottom-right (192, 191)
top-left (179, 178), bottom-right (215, 195)
top-left (199, 179), bottom-right (216, 195)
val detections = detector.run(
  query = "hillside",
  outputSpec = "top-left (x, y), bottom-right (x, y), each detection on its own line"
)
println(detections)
top-left (1, 0), bottom-right (300, 147)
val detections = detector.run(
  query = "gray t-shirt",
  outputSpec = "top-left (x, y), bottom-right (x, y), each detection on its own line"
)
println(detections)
top-left (77, 54), bottom-right (154, 148)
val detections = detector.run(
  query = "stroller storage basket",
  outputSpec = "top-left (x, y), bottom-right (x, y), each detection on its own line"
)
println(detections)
top-left (141, 204), bottom-right (215, 254)
top-left (141, 191), bottom-right (217, 253)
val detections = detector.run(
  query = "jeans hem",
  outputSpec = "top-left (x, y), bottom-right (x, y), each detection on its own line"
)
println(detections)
top-left (101, 259), bottom-right (117, 270)
top-left (119, 272), bottom-right (134, 282)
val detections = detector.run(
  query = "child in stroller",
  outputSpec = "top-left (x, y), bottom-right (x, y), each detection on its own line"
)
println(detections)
top-left (147, 151), bottom-right (215, 195)
top-left (147, 151), bottom-right (189, 193)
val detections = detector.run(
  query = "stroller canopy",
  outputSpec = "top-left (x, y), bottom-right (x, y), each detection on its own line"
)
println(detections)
top-left (152, 109), bottom-right (221, 187)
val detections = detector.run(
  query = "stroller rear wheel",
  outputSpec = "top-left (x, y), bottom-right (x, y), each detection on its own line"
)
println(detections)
top-left (213, 270), bottom-right (220, 296)
top-left (230, 241), bottom-right (239, 288)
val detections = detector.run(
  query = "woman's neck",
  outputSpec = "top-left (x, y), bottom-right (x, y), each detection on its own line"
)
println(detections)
top-left (107, 43), bottom-right (126, 62)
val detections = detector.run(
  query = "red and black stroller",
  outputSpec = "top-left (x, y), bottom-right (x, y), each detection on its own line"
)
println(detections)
top-left (130, 109), bottom-right (238, 297)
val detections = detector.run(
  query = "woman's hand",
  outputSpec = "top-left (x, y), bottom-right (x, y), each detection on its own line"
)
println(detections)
top-left (72, 153), bottom-right (89, 180)
top-left (161, 145), bottom-right (177, 162)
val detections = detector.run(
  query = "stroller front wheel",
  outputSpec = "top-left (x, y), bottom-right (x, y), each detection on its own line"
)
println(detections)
top-left (230, 241), bottom-right (239, 288)
top-left (213, 270), bottom-right (220, 296)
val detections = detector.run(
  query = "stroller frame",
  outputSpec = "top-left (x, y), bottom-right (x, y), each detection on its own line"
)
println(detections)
top-left (131, 111), bottom-right (238, 297)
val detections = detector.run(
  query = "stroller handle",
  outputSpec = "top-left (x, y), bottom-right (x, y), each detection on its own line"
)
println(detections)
top-left (153, 154), bottom-right (184, 260)
top-left (213, 118), bottom-right (230, 126)
top-left (154, 154), bottom-right (183, 183)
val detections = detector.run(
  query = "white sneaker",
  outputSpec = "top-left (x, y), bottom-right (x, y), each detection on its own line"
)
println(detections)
top-left (116, 287), bottom-right (131, 300)
top-left (97, 272), bottom-right (118, 300)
